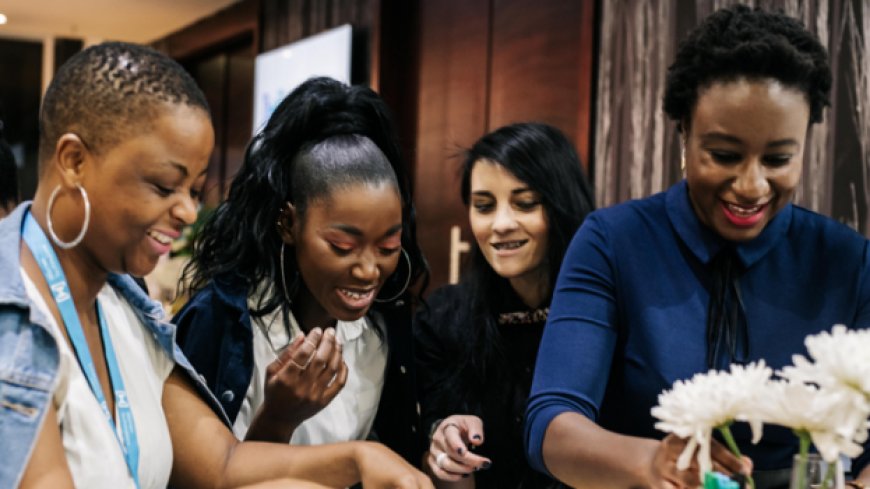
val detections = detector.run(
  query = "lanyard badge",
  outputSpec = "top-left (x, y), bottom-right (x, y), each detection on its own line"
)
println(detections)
top-left (22, 212), bottom-right (141, 488)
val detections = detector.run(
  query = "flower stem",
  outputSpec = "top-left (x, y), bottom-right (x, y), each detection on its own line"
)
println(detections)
top-left (821, 460), bottom-right (836, 489)
top-left (795, 430), bottom-right (811, 489)
top-left (718, 423), bottom-right (756, 489)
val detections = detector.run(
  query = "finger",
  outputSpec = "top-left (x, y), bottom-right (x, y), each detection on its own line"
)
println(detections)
top-left (438, 423), bottom-right (489, 468)
top-left (274, 332), bottom-right (305, 368)
top-left (310, 328), bottom-right (337, 376)
top-left (458, 417), bottom-right (485, 447)
top-left (323, 361), bottom-right (348, 400)
top-left (710, 439), bottom-right (746, 475)
top-left (426, 452), bottom-right (468, 482)
top-left (290, 328), bottom-right (321, 369)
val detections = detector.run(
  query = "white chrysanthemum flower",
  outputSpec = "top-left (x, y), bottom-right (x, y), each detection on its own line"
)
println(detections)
top-left (651, 361), bottom-right (772, 473)
top-left (781, 325), bottom-right (870, 398)
top-left (754, 380), bottom-right (869, 462)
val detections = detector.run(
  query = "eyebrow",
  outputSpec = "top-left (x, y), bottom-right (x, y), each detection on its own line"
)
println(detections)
top-left (700, 132), bottom-right (799, 148)
top-left (330, 223), bottom-right (403, 238)
top-left (470, 187), bottom-right (536, 197)
top-left (162, 160), bottom-right (209, 178)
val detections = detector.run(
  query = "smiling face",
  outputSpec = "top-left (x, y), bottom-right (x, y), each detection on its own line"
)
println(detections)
top-left (468, 160), bottom-right (549, 286)
top-left (80, 104), bottom-right (213, 277)
top-left (288, 181), bottom-right (403, 326)
top-left (684, 78), bottom-right (809, 242)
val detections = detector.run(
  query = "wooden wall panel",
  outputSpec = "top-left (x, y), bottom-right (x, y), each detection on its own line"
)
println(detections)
top-left (414, 0), bottom-right (490, 289)
top-left (488, 0), bottom-right (596, 168)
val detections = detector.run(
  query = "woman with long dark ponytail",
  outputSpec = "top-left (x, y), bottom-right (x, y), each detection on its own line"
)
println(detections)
top-left (174, 77), bottom-right (428, 463)
top-left (414, 122), bottom-right (594, 488)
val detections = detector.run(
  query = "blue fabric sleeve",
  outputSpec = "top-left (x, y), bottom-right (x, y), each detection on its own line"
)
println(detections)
top-left (524, 212), bottom-right (620, 475)
top-left (852, 241), bottom-right (870, 476)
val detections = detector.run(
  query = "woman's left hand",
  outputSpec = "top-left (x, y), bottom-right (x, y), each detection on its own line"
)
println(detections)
top-left (426, 415), bottom-right (491, 483)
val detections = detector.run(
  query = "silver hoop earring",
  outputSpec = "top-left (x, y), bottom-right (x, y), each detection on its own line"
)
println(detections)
top-left (46, 184), bottom-right (91, 249)
top-left (279, 243), bottom-right (297, 306)
top-left (375, 248), bottom-right (412, 303)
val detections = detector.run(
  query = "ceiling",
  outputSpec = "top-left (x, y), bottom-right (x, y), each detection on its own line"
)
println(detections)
top-left (0, 0), bottom-right (240, 44)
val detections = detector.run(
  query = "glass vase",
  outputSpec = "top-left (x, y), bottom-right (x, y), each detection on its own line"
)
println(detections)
top-left (789, 454), bottom-right (845, 489)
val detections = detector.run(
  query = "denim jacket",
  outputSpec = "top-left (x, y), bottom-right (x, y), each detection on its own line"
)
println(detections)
top-left (0, 202), bottom-right (229, 488)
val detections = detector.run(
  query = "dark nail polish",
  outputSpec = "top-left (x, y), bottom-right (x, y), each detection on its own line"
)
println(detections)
top-left (462, 474), bottom-right (470, 479)
top-left (480, 461), bottom-right (491, 470)
top-left (472, 434), bottom-right (482, 441)
top-left (457, 447), bottom-right (464, 455)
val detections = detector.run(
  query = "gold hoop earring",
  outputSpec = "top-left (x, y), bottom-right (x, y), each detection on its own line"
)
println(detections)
top-left (375, 248), bottom-right (412, 303)
top-left (46, 184), bottom-right (90, 249)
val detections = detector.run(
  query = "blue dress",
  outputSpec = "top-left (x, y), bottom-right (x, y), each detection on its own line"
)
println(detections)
top-left (525, 180), bottom-right (870, 475)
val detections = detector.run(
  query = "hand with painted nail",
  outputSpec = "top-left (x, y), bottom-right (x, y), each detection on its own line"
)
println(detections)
top-left (425, 415), bottom-right (491, 484)
top-left (244, 327), bottom-right (349, 442)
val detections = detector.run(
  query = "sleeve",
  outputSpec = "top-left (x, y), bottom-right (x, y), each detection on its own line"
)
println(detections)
top-left (524, 212), bottom-right (621, 475)
top-left (851, 240), bottom-right (870, 475)
top-left (412, 286), bottom-right (468, 437)
top-left (171, 289), bottom-right (224, 398)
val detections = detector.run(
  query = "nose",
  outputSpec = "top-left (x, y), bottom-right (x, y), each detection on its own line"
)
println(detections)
top-left (732, 158), bottom-right (769, 201)
top-left (351, 249), bottom-right (381, 283)
top-left (491, 204), bottom-right (519, 234)
top-left (172, 194), bottom-right (199, 225)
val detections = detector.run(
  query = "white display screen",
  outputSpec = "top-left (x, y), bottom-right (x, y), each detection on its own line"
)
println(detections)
top-left (252, 24), bottom-right (352, 135)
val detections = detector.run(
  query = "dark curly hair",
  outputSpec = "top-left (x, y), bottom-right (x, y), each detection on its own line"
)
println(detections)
top-left (39, 41), bottom-right (208, 166)
top-left (664, 4), bottom-right (831, 130)
top-left (184, 77), bottom-right (428, 318)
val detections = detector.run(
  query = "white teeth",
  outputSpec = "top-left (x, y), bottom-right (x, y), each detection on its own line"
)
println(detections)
top-left (339, 288), bottom-right (374, 301)
top-left (493, 241), bottom-right (526, 250)
top-left (148, 230), bottom-right (173, 245)
top-left (725, 203), bottom-right (763, 217)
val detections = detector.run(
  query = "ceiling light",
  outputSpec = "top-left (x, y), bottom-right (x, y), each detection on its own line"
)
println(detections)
top-left (0, 13), bottom-right (7, 25)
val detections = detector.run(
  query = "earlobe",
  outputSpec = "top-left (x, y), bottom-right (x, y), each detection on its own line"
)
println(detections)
top-left (53, 133), bottom-right (90, 186)
top-left (277, 202), bottom-right (297, 245)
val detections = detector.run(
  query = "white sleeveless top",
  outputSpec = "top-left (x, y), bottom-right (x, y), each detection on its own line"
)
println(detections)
top-left (22, 269), bottom-right (175, 489)
top-left (233, 298), bottom-right (387, 445)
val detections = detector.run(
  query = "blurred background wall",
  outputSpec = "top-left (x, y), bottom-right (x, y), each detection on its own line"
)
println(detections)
top-left (0, 0), bottom-right (867, 294)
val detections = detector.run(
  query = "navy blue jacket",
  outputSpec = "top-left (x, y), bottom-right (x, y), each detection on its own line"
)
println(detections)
top-left (173, 274), bottom-right (424, 465)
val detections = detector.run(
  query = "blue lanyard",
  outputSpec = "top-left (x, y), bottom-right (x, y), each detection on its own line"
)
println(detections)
top-left (22, 212), bottom-right (140, 488)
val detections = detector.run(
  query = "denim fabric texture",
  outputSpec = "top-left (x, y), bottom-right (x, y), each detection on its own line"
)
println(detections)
top-left (0, 202), bottom-right (229, 488)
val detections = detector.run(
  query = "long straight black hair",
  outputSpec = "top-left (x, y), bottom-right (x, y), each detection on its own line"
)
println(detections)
top-left (456, 122), bottom-right (594, 390)
top-left (183, 77), bottom-right (428, 316)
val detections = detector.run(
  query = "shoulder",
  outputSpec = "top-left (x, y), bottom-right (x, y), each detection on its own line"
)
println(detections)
top-left (174, 275), bottom-right (249, 326)
top-left (416, 283), bottom-right (469, 326)
top-left (789, 206), bottom-right (868, 258)
top-left (579, 191), bottom-right (669, 239)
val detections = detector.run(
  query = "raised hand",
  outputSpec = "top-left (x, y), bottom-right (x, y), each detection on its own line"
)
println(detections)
top-left (245, 327), bottom-right (349, 442)
top-left (425, 415), bottom-right (491, 483)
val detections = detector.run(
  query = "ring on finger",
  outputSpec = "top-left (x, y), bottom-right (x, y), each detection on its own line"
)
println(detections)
top-left (288, 358), bottom-right (308, 371)
top-left (441, 422), bottom-right (461, 435)
top-left (435, 452), bottom-right (449, 469)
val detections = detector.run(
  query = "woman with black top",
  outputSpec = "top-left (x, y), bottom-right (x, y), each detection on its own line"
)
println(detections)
top-left (414, 122), bottom-right (594, 488)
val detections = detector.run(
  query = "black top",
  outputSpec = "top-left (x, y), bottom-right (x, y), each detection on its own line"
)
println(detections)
top-left (414, 280), bottom-right (560, 489)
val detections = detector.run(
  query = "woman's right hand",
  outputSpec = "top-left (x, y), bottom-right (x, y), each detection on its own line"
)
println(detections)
top-left (647, 434), bottom-right (752, 488)
top-left (426, 415), bottom-right (491, 482)
top-left (247, 327), bottom-right (348, 441)
top-left (355, 442), bottom-right (434, 489)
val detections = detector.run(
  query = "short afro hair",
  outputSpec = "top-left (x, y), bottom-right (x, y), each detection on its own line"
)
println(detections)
top-left (39, 41), bottom-right (209, 166)
top-left (664, 4), bottom-right (831, 130)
